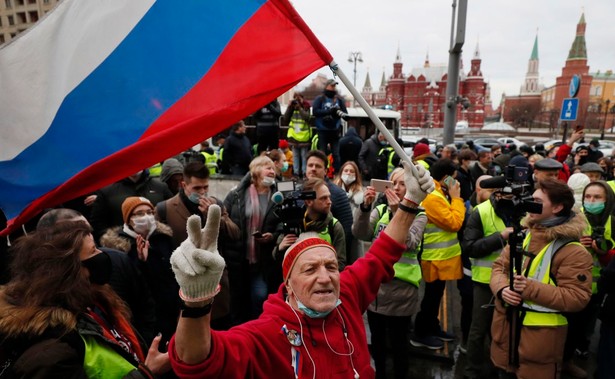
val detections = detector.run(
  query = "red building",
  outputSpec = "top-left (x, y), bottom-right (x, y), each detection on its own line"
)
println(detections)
top-left (362, 45), bottom-right (488, 128)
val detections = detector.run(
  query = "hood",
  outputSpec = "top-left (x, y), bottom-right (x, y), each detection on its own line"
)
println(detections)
top-left (582, 180), bottom-right (615, 228)
top-left (522, 211), bottom-right (588, 241)
top-left (160, 158), bottom-right (184, 183)
top-left (345, 127), bottom-right (359, 138)
top-left (0, 288), bottom-right (77, 338)
top-left (99, 222), bottom-right (173, 253)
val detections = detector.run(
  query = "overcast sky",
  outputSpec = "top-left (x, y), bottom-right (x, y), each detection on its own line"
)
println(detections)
top-left (291, 0), bottom-right (615, 108)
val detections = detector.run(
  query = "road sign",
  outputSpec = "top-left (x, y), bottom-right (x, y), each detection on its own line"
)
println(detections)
top-left (569, 75), bottom-right (581, 98)
top-left (560, 98), bottom-right (579, 121)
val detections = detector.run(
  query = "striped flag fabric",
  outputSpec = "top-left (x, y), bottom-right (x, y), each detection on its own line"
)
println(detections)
top-left (0, 0), bottom-right (332, 234)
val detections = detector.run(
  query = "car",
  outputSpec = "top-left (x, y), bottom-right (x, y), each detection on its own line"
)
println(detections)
top-left (497, 137), bottom-right (527, 147)
top-left (536, 139), bottom-right (614, 157)
top-left (453, 140), bottom-right (489, 153)
top-left (472, 137), bottom-right (501, 149)
top-left (400, 136), bottom-right (437, 153)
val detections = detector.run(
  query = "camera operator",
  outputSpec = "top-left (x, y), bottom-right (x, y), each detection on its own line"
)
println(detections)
top-left (561, 180), bottom-right (615, 372)
top-left (273, 177), bottom-right (347, 271)
top-left (283, 93), bottom-right (312, 178)
top-left (462, 181), bottom-right (514, 378)
top-left (312, 79), bottom-right (348, 173)
top-left (490, 178), bottom-right (592, 378)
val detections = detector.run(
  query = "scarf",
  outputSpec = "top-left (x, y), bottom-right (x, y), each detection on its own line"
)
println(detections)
top-left (536, 211), bottom-right (575, 228)
top-left (245, 183), bottom-right (266, 264)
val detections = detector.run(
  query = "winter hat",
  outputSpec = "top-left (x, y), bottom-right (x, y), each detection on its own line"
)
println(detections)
top-left (160, 158), bottom-right (184, 183)
top-left (121, 197), bottom-right (154, 224)
top-left (580, 162), bottom-right (604, 174)
top-left (283, 232), bottom-right (336, 281)
top-left (567, 173), bottom-right (590, 208)
top-left (279, 140), bottom-right (289, 150)
top-left (413, 143), bottom-right (430, 158)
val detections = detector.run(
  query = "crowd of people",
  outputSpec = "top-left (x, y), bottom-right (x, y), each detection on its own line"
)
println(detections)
top-left (1, 81), bottom-right (614, 379)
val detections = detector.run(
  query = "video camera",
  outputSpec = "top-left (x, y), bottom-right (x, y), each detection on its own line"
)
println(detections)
top-left (181, 149), bottom-right (204, 164)
top-left (272, 181), bottom-right (316, 235)
top-left (330, 106), bottom-right (350, 121)
top-left (480, 165), bottom-right (542, 220)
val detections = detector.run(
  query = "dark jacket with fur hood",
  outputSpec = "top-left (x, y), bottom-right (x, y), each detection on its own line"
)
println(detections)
top-left (0, 288), bottom-right (152, 379)
top-left (489, 212), bottom-right (593, 377)
top-left (99, 222), bottom-right (180, 344)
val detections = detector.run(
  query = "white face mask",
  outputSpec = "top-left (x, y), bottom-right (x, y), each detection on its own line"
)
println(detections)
top-left (341, 174), bottom-right (355, 185)
top-left (262, 176), bottom-right (276, 186)
top-left (132, 214), bottom-right (156, 235)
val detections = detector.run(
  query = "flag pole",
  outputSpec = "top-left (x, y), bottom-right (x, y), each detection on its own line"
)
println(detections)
top-left (330, 61), bottom-right (412, 165)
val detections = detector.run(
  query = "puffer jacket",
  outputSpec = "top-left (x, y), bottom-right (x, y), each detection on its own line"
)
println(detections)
top-left (489, 212), bottom-right (593, 378)
top-left (0, 289), bottom-right (153, 379)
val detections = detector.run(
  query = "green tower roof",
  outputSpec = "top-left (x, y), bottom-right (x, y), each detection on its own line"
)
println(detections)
top-left (530, 35), bottom-right (539, 60)
top-left (567, 12), bottom-right (587, 60)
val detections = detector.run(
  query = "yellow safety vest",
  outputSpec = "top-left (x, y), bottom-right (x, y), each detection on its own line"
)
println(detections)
top-left (520, 236), bottom-right (579, 326)
top-left (377, 147), bottom-right (396, 179)
top-left (200, 151), bottom-right (218, 175)
top-left (580, 211), bottom-right (612, 294)
top-left (287, 110), bottom-right (312, 142)
top-left (471, 201), bottom-right (507, 284)
top-left (416, 159), bottom-right (429, 170)
top-left (607, 180), bottom-right (615, 194)
top-left (81, 335), bottom-right (137, 378)
top-left (373, 204), bottom-right (422, 287)
top-left (311, 134), bottom-right (319, 151)
top-left (148, 162), bottom-right (162, 177)
top-left (421, 190), bottom-right (461, 261)
top-left (304, 217), bottom-right (338, 244)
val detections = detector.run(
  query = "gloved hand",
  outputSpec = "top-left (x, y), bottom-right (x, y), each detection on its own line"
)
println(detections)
top-left (402, 161), bottom-right (434, 205)
top-left (329, 106), bottom-right (340, 115)
top-left (171, 205), bottom-right (225, 302)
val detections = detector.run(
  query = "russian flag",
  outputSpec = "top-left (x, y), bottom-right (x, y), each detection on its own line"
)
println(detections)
top-left (0, 0), bottom-right (332, 235)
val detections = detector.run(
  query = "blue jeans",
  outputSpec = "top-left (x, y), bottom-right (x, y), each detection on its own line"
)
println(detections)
top-left (292, 145), bottom-right (309, 176)
top-left (317, 130), bottom-right (341, 172)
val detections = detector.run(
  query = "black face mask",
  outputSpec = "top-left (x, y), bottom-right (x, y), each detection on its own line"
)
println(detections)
top-left (81, 251), bottom-right (112, 285)
top-left (324, 90), bottom-right (336, 98)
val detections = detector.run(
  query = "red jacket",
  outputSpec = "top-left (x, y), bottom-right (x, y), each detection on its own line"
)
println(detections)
top-left (169, 233), bottom-right (405, 379)
top-left (555, 144), bottom-right (572, 182)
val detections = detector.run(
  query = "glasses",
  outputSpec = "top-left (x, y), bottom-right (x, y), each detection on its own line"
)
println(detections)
top-left (132, 210), bottom-right (154, 217)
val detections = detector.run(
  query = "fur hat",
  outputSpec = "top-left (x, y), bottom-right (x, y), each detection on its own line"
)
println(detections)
top-left (413, 143), bottom-right (430, 158)
top-left (121, 197), bottom-right (153, 224)
top-left (283, 232), bottom-right (336, 281)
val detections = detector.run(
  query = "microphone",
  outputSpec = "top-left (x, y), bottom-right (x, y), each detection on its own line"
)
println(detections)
top-left (479, 176), bottom-right (507, 189)
top-left (271, 191), bottom-right (284, 205)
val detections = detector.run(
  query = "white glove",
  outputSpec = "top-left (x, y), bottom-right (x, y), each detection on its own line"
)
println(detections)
top-left (171, 205), bottom-right (225, 302)
top-left (402, 161), bottom-right (434, 204)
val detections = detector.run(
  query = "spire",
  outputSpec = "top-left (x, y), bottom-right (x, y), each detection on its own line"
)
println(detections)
top-left (473, 39), bottom-right (480, 59)
top-left (363, 71), bottom-right (372, 90)
top-left (380, 70), bottom-right (387, 89)
top-left (424, 49), bottom-right (430, 68)
top-left (567, 12), bottom-right (587, 60)
top-left (395, 43), bottom-right (402, 63)
top-left (530, 34), bottom-right (538, 60)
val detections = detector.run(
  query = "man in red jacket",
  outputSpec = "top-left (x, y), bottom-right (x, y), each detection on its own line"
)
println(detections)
top-left (554, 129), bottom-right (584, 182)
top-left (167, 161), bottom-right (434, 379)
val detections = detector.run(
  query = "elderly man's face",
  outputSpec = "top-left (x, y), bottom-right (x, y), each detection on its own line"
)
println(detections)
top-left (534, 169), bottom-right (559, 183)
top-left (287, 248), bottom-right (340, 313)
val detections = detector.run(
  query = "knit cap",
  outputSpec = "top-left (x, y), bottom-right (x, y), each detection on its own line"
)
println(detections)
top-left (568, 173), bottom-right (590, 208)
top-left (283, 232), bottom-right (336, 281)
top-left (413, 143), bottom-right (430, 158)
top-left (121, 196), bottom-right (153, 224)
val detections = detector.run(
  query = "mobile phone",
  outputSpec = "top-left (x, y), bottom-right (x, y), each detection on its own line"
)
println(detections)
top-left (575, 125), bottom-right (584, 132)
top-left (252, 231), bottom-right (263, 238)
top-left (371, 179), bottom-right (394, 193)
top-left (443, 176), bottom-right (456, 188)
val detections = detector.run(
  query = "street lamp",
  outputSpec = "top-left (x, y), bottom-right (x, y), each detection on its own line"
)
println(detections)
top-left (348, 51), bottom-right (363, 88)
top-left (601, 99), bottom-right (610, 140)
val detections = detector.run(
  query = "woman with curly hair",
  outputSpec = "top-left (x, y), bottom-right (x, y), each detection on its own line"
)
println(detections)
top-left (0, 220), bottom-right (169, 378)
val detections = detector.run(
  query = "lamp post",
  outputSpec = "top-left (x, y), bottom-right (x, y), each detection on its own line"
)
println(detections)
top-left (348, 51), bottom-right (363, 88)
top-left (601, 99), bottom-right (610, 140)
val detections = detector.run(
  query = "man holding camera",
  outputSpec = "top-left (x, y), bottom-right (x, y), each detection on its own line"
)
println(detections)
top-left (274, 177), bottom-right (347, 271)
top-left (312, 79), bottom-right (348, 173)
top-left (283, 93), bottom-right (312, 178)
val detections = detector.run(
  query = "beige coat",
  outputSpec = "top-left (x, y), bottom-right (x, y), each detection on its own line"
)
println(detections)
top-left (489, 212), bottom-right (593, 379)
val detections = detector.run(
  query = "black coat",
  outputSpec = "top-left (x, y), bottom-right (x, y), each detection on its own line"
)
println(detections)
top-left (339, 127), bottom-right (363, 166)
top-left (222, 131), bottom-right (252, 173)
top-left (358, 134), bottom-right (382, 180)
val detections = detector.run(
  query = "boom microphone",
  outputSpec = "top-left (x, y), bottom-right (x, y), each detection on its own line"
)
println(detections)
top-left (479, 176), bottom-right (507, 189)
top-left (271, 191), bottom-right (284, 205)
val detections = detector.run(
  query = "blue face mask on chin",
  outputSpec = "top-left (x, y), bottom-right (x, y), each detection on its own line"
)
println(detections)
top-left (296, 298), bottom-right (342, 318)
